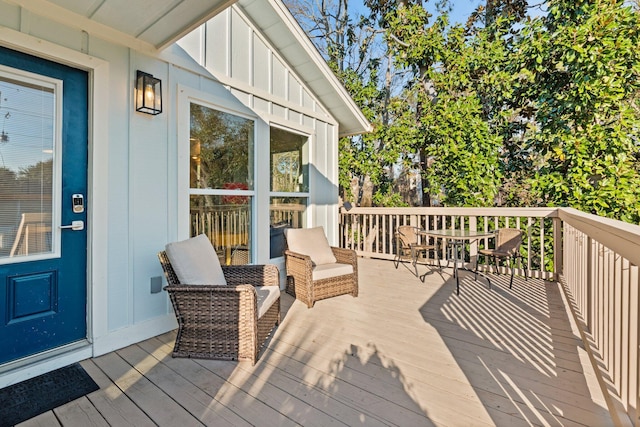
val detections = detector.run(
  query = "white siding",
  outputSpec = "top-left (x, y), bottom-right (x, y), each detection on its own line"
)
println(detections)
top-left (230, 8), bottom-right (251, 83)
top-left (205, 17), bottom-right (228, 74)
top-left (0, 0), bottom-right (344, 385)
top-left (271, 57), bottom-right (287, 99)
top-left (253, 34), bottom-right (270, 92)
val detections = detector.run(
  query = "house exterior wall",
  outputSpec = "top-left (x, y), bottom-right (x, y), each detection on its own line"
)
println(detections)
top-left (177, 5), bottom-right (340, 245)
top-left (0, 0), bottom-right (341, 385)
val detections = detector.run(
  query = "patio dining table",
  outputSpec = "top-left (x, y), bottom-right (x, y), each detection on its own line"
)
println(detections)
top-left (419, 229), bottom-right (495, 295)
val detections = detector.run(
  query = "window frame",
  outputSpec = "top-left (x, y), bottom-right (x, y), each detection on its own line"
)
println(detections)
top-left (268, 124), bottom-right (311, 260)
top-left (0, 65), bottom-right (63, 265)
top-left (177, 87), bottom-right (258, 263)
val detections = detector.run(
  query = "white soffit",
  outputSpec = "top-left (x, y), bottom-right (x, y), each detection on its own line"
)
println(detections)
top-left (9, 0), bottom-right (237, 51)
top-left (9, 0), bottom-right (371, 136)
top-left (237, 0), bottom-right (372, 137)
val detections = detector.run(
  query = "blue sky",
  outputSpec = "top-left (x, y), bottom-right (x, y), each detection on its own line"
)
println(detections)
top-left (351, 0), bottom-right (545, 24)
top-left (429, 0), bottom-right (485, 24)
top-left (350, 0), bottom-right (486, 23)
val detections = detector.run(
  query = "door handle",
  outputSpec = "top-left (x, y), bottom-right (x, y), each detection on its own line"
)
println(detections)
top-left (59, 220), bottom-right (84, 231)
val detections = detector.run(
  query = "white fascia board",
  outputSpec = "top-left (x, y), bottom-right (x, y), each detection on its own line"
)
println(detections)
top-left (242, 0), bottom-right (372, 136)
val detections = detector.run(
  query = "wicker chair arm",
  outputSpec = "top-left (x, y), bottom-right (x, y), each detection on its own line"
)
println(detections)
top-left (283, 249), bottom-right (313, 281)
top-left (331, 246), bottom-right (357, 266)
top-left (164, 284), bottom-right (259, 321)
top-left (284, 250), bottom-right (313, 268)
top-left (164, 284), bottom-right (257, 304)
top-left (222, 264), bottom-right (280, 287)
top-left (164, 283), bottom-right (256, 293)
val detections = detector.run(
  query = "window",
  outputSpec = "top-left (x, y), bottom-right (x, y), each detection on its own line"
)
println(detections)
top-left (269, 127), bottom-right (309, 258)
top-left (189, 102), bottom-right (254, 265)
top-left (0, 69), bottom-right (59, 262)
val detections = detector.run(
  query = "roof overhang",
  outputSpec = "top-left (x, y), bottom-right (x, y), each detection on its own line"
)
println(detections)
top-left (7, 0), bottom-right (238, 52)
top-left (7, 0), bottom-right (372, 136)
top-left (237, 0), bottom-right (372, 137)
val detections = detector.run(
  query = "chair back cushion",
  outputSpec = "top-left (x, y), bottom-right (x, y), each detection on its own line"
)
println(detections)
top-left (285, 226), bottom-right (337, 265)
top-left (165, 234), bottom-right (227, 285)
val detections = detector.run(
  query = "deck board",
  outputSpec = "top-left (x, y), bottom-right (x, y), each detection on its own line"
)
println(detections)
top-left (16, 258), bottom-right (613, 426)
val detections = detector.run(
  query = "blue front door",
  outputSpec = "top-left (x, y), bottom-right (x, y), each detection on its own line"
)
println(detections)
top-left (0, 47), bottom-right (88, 364)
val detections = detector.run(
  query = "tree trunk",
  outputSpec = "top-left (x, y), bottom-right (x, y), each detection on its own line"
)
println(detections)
top-left (419, 148), bottom-right (431, 206)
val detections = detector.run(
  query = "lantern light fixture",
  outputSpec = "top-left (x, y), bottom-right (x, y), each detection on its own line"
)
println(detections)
top-left (135, 70), bottom-right (162, 115)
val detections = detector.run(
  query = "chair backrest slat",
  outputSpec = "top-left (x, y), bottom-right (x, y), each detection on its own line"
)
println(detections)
top-left (496, 228), bottom-right (523, 256)
top-left (396, 225), bottom-right (419, 247)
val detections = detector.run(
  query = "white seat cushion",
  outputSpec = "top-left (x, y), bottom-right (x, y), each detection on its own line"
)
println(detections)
top-left (165, 234), bottom-right (227, 286)
top-left (285, 226), bottom-right (337, 265)
top-left (312, 263), bottom-right (354, 281)
top-left (255, 286), bottom-right (280, 318)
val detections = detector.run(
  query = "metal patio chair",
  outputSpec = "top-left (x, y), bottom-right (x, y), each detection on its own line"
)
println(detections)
top-left (394, 225), bottom-right (440, 280)
top-left (474, 228), bottom-right (528, 288)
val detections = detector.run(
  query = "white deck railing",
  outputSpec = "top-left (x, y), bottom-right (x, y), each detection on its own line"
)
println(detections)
top-left (338, 206), bottom-right (640, 425)
top-left (559, 208), bottom-right (640, 426)
top-left (339, 207), bottom-right (560, 280)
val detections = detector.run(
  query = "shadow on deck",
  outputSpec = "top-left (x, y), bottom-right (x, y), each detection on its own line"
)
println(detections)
top-left (19, 258), bottom-right (613, 426)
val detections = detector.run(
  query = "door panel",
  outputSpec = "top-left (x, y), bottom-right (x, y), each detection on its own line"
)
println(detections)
top-left (0, 46), bottom-right (88, 365)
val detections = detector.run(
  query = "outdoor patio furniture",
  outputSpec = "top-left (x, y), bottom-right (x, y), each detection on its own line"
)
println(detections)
top-left (421, 228), bottom-right (494, 294)
top-left (394, 225), bottom-right (440, 279)
top-left (474, 228), bottom-right (528, 288)
top-left (158, 234), bottom-right (280, 364)
top-left (284, 226), bottom-right (358, 308)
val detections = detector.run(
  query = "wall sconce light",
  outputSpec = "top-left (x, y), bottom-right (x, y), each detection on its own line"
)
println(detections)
top-left (135, 70), bottom-right (162, 115)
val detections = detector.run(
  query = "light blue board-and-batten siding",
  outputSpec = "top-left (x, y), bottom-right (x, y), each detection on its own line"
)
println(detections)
top-left (0, 0), bottom-right (342, 386)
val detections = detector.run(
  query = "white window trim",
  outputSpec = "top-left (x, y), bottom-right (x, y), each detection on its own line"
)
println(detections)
top-left (268, 124), bottom-right (313, 261)
top-left (177, 85), bottom-right (259, 256)
top-left (0, 65), bottom-right (62, 265)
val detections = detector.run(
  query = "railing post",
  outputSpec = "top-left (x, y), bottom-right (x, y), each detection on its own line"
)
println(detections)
top-left (553, 217), bottom-right (563, 281)
top-left (586, 235), bottom-right (592, 333)
top-left (469, 216), bottom-right (478, 267)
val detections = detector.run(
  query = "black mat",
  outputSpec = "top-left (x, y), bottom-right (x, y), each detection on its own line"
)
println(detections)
top-left (0, 362), bottom-right (99, 427)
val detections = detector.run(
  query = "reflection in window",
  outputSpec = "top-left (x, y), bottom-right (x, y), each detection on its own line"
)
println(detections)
top-left (191, 195), bottom-right (251, 266)
top-left (269, 128), bottom-right (309, 258)
top-left (190, 103), bottom-right (254, 190)
top-left (0, 72), bottom-right (55, 260)
top-left (270, 127), bottom-right (308, 192)
top-left (189, 103), bottom-right (254, 265)
top-left (270, 196), bottom-right (306, 258)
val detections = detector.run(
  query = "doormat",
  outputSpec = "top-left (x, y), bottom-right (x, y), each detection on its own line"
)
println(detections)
top-left (0, 362), bottom-right (99, 427)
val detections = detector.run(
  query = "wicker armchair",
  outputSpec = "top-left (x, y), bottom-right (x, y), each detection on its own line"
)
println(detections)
top-left (158, 251), bottom-right (280, 365)
top-left (284, 227), bottom-right (358, 308)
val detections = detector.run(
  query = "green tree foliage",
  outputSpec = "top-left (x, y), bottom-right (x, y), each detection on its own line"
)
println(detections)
top-left (384, 5), bottom-right (505, 206)
top-left (288, 0), bottom-right (640, 222)
top-left (514, 0), bottom-right (640, 222)
top-left (287, 0), bottom-right (424, 207)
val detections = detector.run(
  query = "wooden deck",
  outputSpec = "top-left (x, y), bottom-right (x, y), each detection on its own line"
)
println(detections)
top-left (19, 258), bottom-right (613, 426)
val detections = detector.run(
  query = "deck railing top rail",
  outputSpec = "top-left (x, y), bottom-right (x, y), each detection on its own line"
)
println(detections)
top-left (341, 206), bottom-right (558, 217)
top-left (557, 207), bottom-right (640, 267)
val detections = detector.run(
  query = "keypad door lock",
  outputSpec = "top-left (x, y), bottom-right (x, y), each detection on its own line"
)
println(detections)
top-left (72, 194), bottom-right (84, 213)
